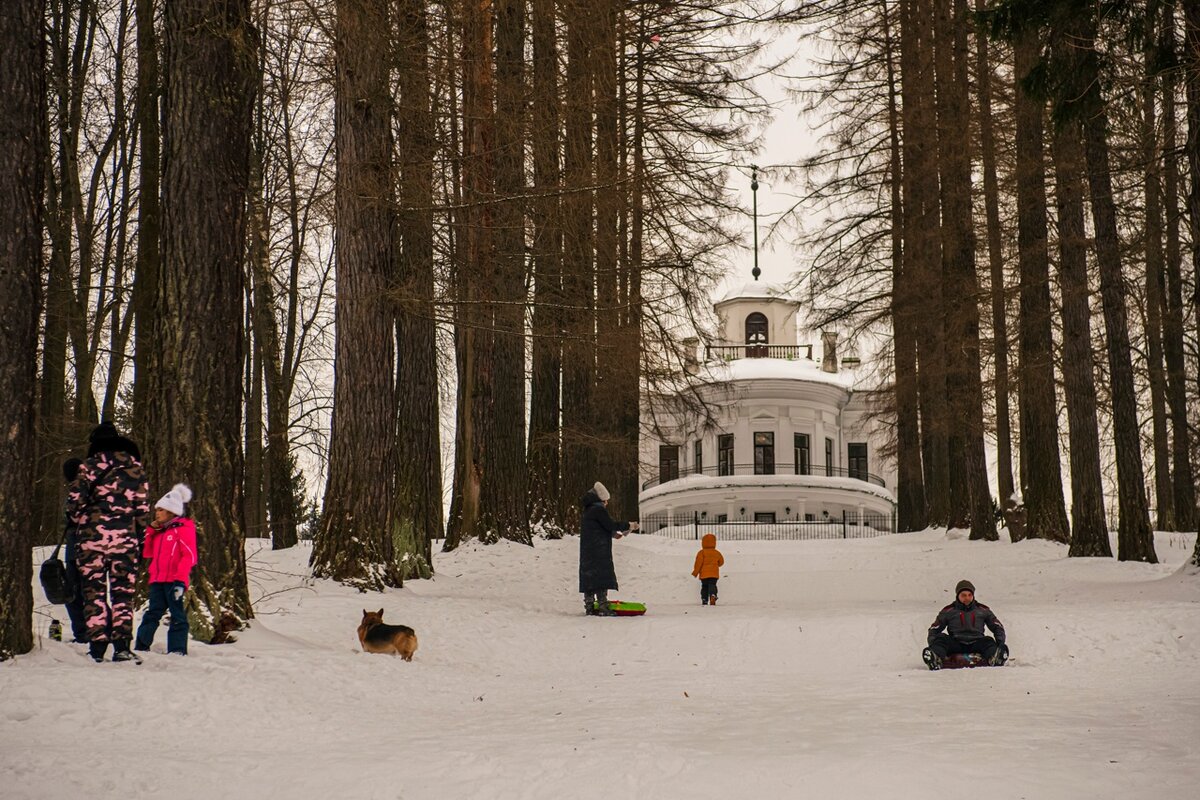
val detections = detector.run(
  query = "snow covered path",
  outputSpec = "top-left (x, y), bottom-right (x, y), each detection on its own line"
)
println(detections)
top-left (3, 530), bottom-right (1199, 799)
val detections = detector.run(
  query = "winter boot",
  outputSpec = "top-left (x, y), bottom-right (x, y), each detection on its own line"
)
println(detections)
top-left (988, 644), bottom-right (1009, 667)
top-left (922, 647), bottom-right (942, 671)
top-left (88, 641), bottom-right (107, 663)
top-left (111, 641), bottom-right (142, 664)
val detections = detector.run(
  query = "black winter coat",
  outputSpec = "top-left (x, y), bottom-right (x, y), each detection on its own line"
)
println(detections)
top-left (927, 600), bottom-right (1006, 646)
top-left (578, 490), bottom-right (631, 593)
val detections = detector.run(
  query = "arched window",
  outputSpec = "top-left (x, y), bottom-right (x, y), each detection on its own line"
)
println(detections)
top-left (745, 312), bottom-right (769, 356)
top-left (745, 313), bottom-right (769, 345)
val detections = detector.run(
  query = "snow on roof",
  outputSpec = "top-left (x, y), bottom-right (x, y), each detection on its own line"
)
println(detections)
top-left (715, 280), bottom-right (800, 305)
top-left (699, 355), bottom-right (857, 389)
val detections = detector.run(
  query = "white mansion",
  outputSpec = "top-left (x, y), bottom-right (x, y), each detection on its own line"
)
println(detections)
top-left (638, 280), bottom-right (897, 531)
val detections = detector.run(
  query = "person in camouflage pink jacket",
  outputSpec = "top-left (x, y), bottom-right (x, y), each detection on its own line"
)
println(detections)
top-left (64, 421), bottom-right (149, 663)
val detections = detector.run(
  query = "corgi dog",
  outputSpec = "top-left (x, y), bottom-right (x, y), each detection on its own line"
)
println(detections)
top-left (358, 608), bottom-right (418, 661)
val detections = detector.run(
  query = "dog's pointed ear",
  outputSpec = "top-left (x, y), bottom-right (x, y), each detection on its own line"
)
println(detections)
top-left (377, 607), bottom-right (385, 617)
top-left (362, 609), bottom-right (368, 616)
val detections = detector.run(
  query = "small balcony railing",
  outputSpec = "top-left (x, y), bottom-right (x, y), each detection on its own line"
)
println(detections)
top-left (641, 462), bottom-right (888, 491)
top-left (706, 344), bottom-right (814, 361)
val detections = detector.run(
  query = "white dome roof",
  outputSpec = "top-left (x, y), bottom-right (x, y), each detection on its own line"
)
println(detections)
top-left (715, 280), bottom-right (799, 305)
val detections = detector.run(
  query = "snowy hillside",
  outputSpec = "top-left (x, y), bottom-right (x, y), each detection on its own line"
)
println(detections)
top-left (3, 529), bottom-right (1199, 800)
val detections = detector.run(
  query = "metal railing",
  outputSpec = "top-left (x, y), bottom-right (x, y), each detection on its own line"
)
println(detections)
top-left (642, 462), bottom-right (887, 491)
top-left (638, 510), bottom-right (897, 540)
top-left (706, 344), bottom-right (814, 361)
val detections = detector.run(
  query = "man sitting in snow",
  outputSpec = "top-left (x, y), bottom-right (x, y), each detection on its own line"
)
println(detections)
top-left (923, 579), bottom-right (1008, 670)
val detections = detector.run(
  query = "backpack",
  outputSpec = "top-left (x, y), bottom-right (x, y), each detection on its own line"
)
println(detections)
top-left (40, 535), bottom-right (75, 605)
top-left (41, 461), bottom-right (117, 605)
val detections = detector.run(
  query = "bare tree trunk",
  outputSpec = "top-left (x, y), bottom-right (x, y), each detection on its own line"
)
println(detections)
top-left (561, 0), bottom-right (596, 528)
top-left (974, 0), bottom-right (1015, 507)
top-left (935, 0), bottom-right (995, 539)
top-left (1189, 0), bottom-right (1200, 566)
top-left (247, 129), bottom-right (298, 550)
top-left (1051, 121), bottom-right (1111, 558)
top-left (395, 0), bottom-right (442, 569)
top-left (1161, 1), bottom-right (1197, 532)
top-left (1142, 9), bottom-right (1175, 530)
top-left (156, 0), bottom-right (257, 635)
top-left (312, 0), bottom-right (402, 587)
top-left (528, 0), bottom-right (564, 531)
top-left (907, 0), bottom-right (949, 527)
top-left (244, 315), bottom-right (267, 539)
top-left (486, 0), bottom-right (531, 543)
top-left (613, 14), bottom-right (643, 521)
top-left (593, 0), bottom-right (623, 514)
top-left (1065, 11), bottom-right (1157, 562)
top-left (446, 0), bottom-right (497, 547)
top-left (0, 0), bottom-right (45, 660)
top-left (132, 0), bottom-right (160, 446)
top-left (1013, 30), bottom-right (1070, 544)
top-left (895, 0), bottom-right (929, 531)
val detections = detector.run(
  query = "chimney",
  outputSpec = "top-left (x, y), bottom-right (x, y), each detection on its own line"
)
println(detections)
top-left (821, 331), bottom-right (838, 373)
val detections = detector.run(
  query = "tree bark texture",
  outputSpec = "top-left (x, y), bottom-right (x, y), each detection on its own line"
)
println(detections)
top-left (1141, 10), bottom-right (1175, 530)
top-left (1187, 0), bottom-right (1200, 566)
top-left (486, 0), bottom-right (531, 543)
top-left (1162, 1), bottom-right (1197, 532)
top-left (1013, 30), bottom-right (1070, 544)
top-left (560, 1), bottom-right (597, 529)
top-left (0, 0), bottom-right (45, 660)
top-left (157, 0), bottom-right (257, 632)
top-left (1051, 122), bottom-right (1112, 557)
top-left (528, 0), bottom-right (564, 531)
top-left (974, 0), bottom-right (1015, 507)
top-left (895, 0), bottom-right (929, 531)
top-left (395, 0), bottom-right (442, 570)
top-left (909, 0), bottom-right (950, 527)
top-left (934, 0), bottom-right (996, 539)
top-left (1063, 11), bottom-right (1157, 562)
top-left (312, 0), bottom-right (402, 587)
top-left (132, 0), bottom-right (161, 447)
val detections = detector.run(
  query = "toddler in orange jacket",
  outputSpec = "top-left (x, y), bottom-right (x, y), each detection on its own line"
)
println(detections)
top-left (692, 533), bottom-right (724, 606)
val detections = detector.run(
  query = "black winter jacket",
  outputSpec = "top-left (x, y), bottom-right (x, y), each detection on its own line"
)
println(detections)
top-left (578, 490), bottom-right (631, 593)
top-left (928, 600), bottom-right (1006, 646)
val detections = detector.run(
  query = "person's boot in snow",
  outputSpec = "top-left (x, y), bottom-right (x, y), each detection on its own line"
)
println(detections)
top-left (922, 647), bottom-right (942, 671)
top-left (88, 640), bottom-right (107, 662)
top-left (988, 644), bottom-right (1009, 667)
top-left (111, 640), bottom-right (141, 664)
top-left (592, 591), bottom-right (616, 616)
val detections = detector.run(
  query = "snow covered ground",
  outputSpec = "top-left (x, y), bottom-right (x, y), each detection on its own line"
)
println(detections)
top-left (4, 528), bottom-right (1199, 800)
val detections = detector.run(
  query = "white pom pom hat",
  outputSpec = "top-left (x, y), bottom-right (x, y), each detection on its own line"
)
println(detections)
top-left (155, 483), bottom-right (193, 516)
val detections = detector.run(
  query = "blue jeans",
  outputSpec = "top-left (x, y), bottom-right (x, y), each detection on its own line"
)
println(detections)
top-left (135, 582), bottom-right (189, 654)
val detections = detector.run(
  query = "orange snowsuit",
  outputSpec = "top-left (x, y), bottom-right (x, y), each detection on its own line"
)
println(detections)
top-left (692, 533), bottom-right (724, 579)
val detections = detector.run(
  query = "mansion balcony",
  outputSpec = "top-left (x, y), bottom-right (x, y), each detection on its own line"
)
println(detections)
top-left (642, 462), bottom-right (887, 492)
top-left (706, 344), bottom-right (814, 362)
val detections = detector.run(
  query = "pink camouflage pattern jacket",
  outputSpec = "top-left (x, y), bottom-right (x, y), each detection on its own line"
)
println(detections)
top-left (64, 451), bottom-right (150, 555)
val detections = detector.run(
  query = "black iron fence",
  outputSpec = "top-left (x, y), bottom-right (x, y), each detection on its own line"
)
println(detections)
top-left (638, 510), bottom-right (897, 541)
top-left (641, 462), bottom-right (888, 491)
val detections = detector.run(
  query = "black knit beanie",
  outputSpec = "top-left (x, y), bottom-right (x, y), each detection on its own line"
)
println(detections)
top-left (955, 579), bottom-right (975, 596)
top-left (87, 420), bottom-right (142, 461)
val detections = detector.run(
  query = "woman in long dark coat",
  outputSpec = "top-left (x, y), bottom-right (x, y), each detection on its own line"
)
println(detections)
top-left (578, 481), bottom-right (639, 615)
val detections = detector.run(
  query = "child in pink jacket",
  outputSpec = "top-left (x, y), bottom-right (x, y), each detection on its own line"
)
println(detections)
top-left (134, 484), bottom-right (197, 655)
